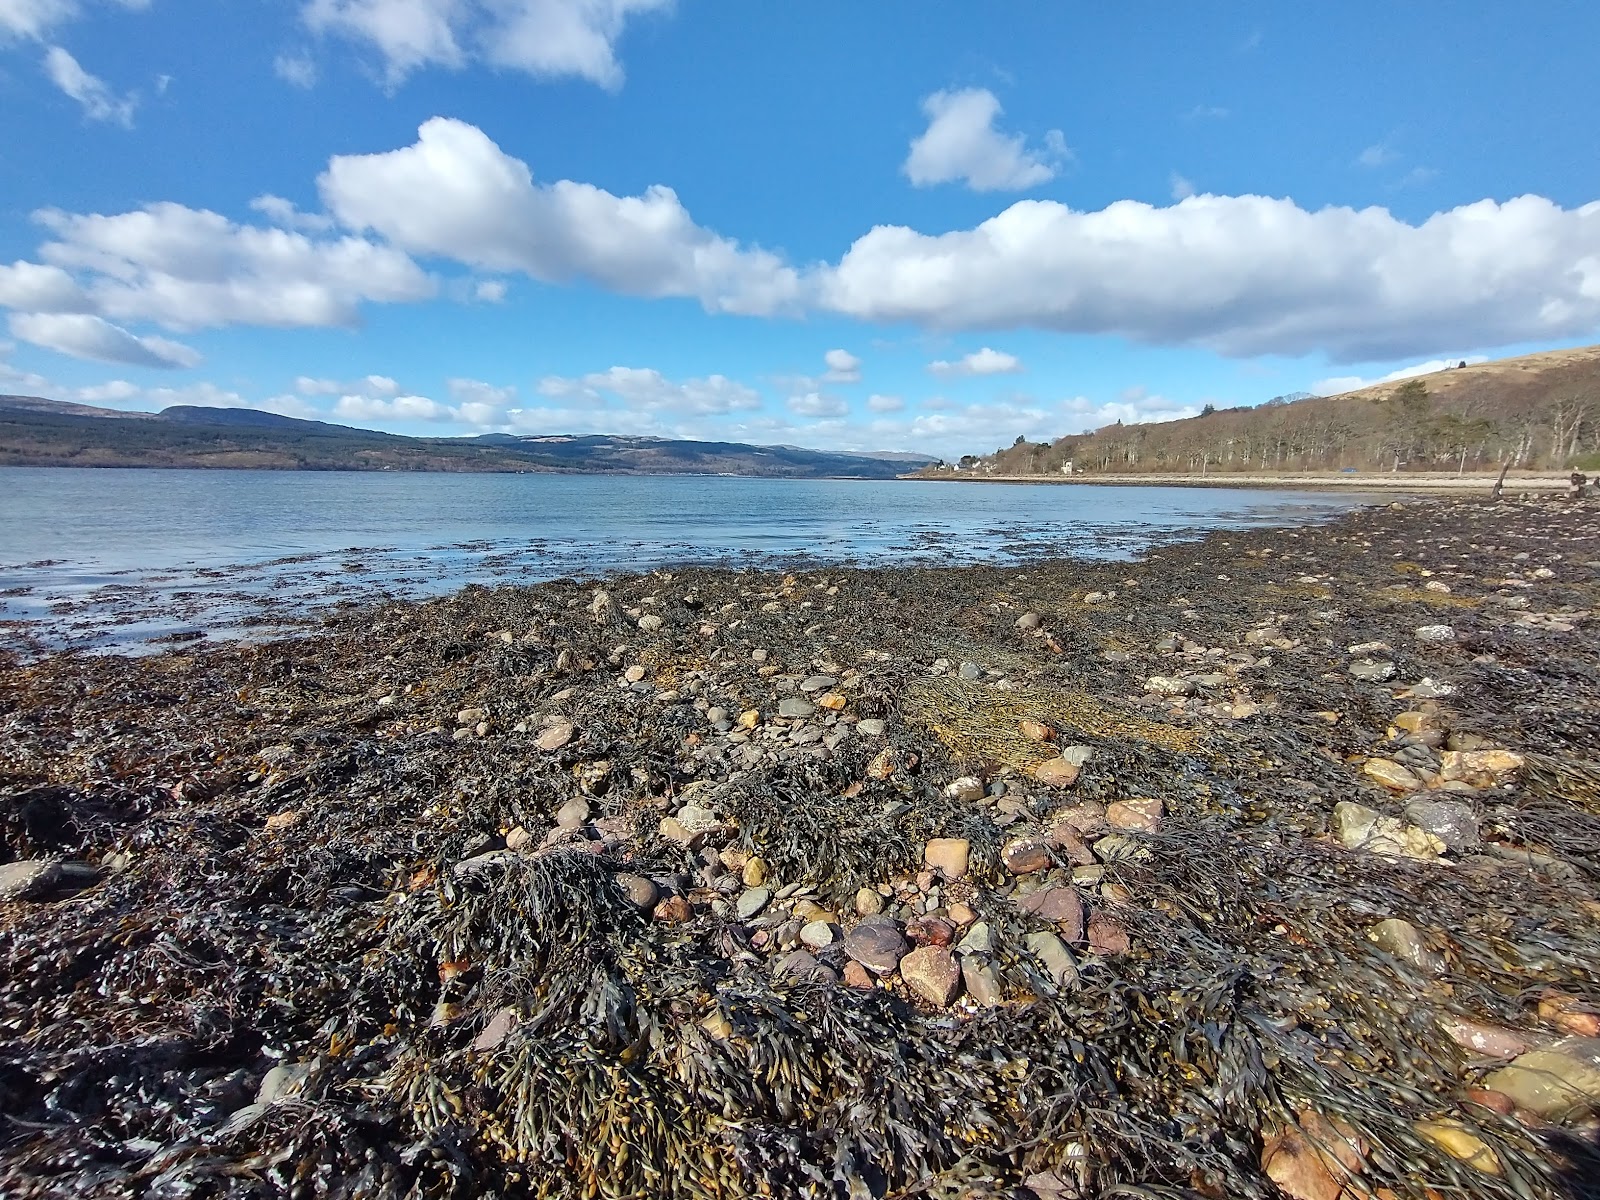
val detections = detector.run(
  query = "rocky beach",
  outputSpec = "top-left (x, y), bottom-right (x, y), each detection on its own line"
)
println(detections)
top-left (3, 493), bottom-right (1600, 1199)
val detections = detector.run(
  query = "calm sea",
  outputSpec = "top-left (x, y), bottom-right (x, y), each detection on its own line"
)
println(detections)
top-left (0, 468), bottom-right (1370, 650)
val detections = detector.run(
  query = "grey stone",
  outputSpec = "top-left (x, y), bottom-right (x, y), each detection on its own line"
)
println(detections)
top-left (856, 718), bottom-right (886, 737)
top-left (799, 920), bottom-right (835, 950)
top-left (1015, 612), bottom-right (1042, 631)
top-left (800, 675), bottom-right (837, 692)
top-left (1348, 659), bottom-right (1397, 681)
top-left (955, 921), bottom-right (993, 956)
top-left (959, 661), bottom-right (983, 681)
top-left (556, 798), bottom-right (591, 831)
top-left (1403, 798), bottom-right (1480, 852)
top-left (778, 697), bottom-right (816, 719)
top-left (960, 957), bottom-right (1003, 1007)
top-left (256, 1062), bottom-right (314, 1106)
top-left (0, 860), bottom-right (61, 902)
top-left (1415, 624), bottom-right (1456, 642)
top-left (736, 886), bottom-right (772, 920)
top-left (775, 949), bottom-right (834, 983)
top-left (1025, 931), bottom-right (1080, 987)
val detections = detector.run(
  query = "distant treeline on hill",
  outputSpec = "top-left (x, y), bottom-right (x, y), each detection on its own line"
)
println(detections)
top-left (934, 346), bottom-right (1600, 477)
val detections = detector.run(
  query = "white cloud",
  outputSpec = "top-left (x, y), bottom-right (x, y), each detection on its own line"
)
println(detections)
top-left (249, 193), bottom-right (335, 232)
top-left (822, 347), bottom-right (860, 383)
top-left (787, 391), bottom-right (847, 418)
top-left (817, 192), bottom-right (1600, 362)
top-left (334, 391), bottom-right (448, 421)
top-left (866, 393), bottom-right (904, 413)
top-left (43, 45), bottom-right (136, 126)
top-left (536, 366), bottom-right (762, 416)
top-left (320, 117), bottom-right (799, 315)
top-left (1, 0), bottom-right (148, 40)
top-left (8, 311), bottom-right (200, 367)
top-left (928, 347), bottom-right (1023, 377)
top-left (0, 259), bottom-right (91, 311)
top-left (32, 200), bottom-right (435, 329)
top-left (473, 278), bottom-right (507, 302)
top-left (1184, 105), bottom-right (1229, 120)
top-left (1357, 142), bottom-right (1399, 168)
top-left (446, 376), bottom-right (515, 424)
top-left (302, 0), bottom-right (671, 89)
top-left (1311, 355), bottom-right (1489, 397)
top-left (903, 88), bottom-right (1067, 192)
top-left (295, 375), bottom-right (341, 395)
top-left (1170, 172), bottom-right (1195, 201)
top-left (274, 51), bottom-right (318, 88)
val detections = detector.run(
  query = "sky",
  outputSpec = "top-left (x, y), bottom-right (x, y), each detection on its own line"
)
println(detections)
top-left (2, 2), bottom-right (1599, 459)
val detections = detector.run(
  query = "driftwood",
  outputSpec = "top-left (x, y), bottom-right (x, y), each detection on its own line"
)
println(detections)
top-left (1492, 460), bottom-right (1512, 500)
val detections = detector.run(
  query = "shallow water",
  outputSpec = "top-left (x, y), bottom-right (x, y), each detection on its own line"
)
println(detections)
top-left (0, 468), bottom-right (1374, 650)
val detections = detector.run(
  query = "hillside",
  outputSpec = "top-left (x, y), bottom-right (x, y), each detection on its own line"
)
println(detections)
top-left (0, 398), bottom-right (932, 479)
top-left (931, 344), bottom-right (1600, 479)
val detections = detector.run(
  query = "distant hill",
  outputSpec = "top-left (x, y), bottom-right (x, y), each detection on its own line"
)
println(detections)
top-left (0, 396), bottom-right (935, 478)
top-left (930, 344), bottom-right (1600, 478)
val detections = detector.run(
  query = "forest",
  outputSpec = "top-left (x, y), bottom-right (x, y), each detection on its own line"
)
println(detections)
top-left (940, 346), bottom-right (1600, 478)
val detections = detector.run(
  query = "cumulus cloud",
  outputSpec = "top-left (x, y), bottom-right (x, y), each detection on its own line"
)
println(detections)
top-left (928, 347), bottom-right (1022, 377)
top-left (29, 200), bottom-right (435, 329)
top-left (321, 119), bottom-right (798, 315)
top-left (903, 88), bottom-right (1067, 192)
top-left (787, 391), bottom-right (847, 418)
top-left (334, 391), bottom-right (448, 421)
top-left (0, 259), bottom-right (91, 311)
top-left (822, 348), bottom-right (860, 383)
top-left (866, 393), bottom-right (904, 413)
top-left (8, 311), bottom-right (200, 367)
top-left (250, 194), bottom-right (334, 233)
top-left (1312, 355), bottom-right (1489, 397)
top-left (536, 366), bottom-right (762, 417)
top-left (818, 193), bottom-right (1600, 362)
top-left (302, 0), bottom-right (671, 89)
top-left (473, 278), bottom-right (507, 302)
top-left (43, 45), bottom-right (136, 126)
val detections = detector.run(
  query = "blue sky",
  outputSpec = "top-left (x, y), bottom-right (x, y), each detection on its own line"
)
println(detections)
top-left (2, 1), bottom-right (1599, 458)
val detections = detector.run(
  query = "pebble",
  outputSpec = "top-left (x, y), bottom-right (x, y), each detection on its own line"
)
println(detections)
top-left (1018, 718), bottom-right (1054, 742)
top-left (944, 776), bottom-right (985, 802)
top-left (958, 661), bottom-right (982, 680)
top-left (960, 957), bottom-right (1003, 1007)
top-left (736, 886), bottom-right (772, 920)
top-left (1003, 839), bottom-right (1053, 874)
top-left (741, 857), bottom-right (769, 887)
top-left (1105, 797), bottom-right (1163, 832)
top-left (854, 887), bottom-right (885, 916)
top-left (637, 614), bottom-right (664, 632)
top-left (1024, 931), bottom-right (1079, 987)
top-left (653, 894), bottom-right (692, 924)
top-left (535, 720), bottom-right (575, 751)
top-left (1403, 798), bottom-right (1480, 851)
top-left (1348, 659), bottom-right (1396, 681)
top-left (1440, 748), bottom-right (1523, 787)
top-left (924, 837), bottom-right (971, 879)
top-left (555, 798), bottom-right (591, 830)
top-left (856, 718), bottom-right (886, 736)
top-left (614, 873), bottom-right (660, 909)
top-left (1033, 757), bottom-right (1081, 787)
top-left (800, 675), bottom-right (837, 692)
top-left (778, 697), bottom-right (816, 719)
top-left (1144, 675), bottom-right (1192, 695)
top-left (955, 921), bottom-right (993, 955)
top-left (842, 960), bottom-right (875, 990)
top-left (1015, 612), bottom-right (1042, 630)
top-left (844, 916), bottom-right (908, 974)
top-left (1361, 758), bottom-right (1422, 792)
top-left (1367, 917), bottom-right (1444, 974)
top-left (1018, 884), bottom-right (1085, 941)
top-left (799, 920), bottom-right (835, 950)
top-left (776, 949), bottom-right (834, 983)
top-left (1405, 677), bottom-right (1456, 699)
top-left (1332, 801), bottom-right (1444, 860)
top-left (1087, 914), bottom-right (1131, 955)
top-left (1415, 624), bottom-right (1456, 642)
top-left (899, 945), bottom-right (961, 1005)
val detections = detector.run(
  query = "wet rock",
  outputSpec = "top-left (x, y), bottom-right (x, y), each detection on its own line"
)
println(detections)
top-left (556, 798), bottom-right (591, 831)
top-left (615, 873), bottom-right (660, 909)
top-left (257, 1062), bottom-right (314, 1105)
top-left (924, 837), bottom-right (970, 879)
top-left (1087, 914), bottom-right (1131, 955)
top-left (0, 860), bottom-right (62, 902)
top-left (1439, 1016), bottom-right (1535, 1059)
top-left (1332, 801), bottom-right (1444, 860)
top-left (1440, 748), bottom-right (1524, 787)
top-left (1018, 718), bottom-right (1054, 742)
top-left (1348, 659), bottom-right (1396, 682)
top-left (955, 922), bottom-right (993, 955)
top-left (844, 916), bottom-right (908, 974)
top-left (1362, 758), bottom-right (1422, 792)
top-left (1261, 1123), bottom-right (1349, 1200)
top-left (1003, 839), bottom-right (1053, 874)
top-left (1033, 757), bottom-right (1081, 787)
top-left (900, 945), bottom-right (961, 1006)
top-left (960, 957), bottom-right (1003, 1007)
top-left (1367, 918), bottom-right (1444, 974)
top-left (1484, 1038), bottom-right (1600, 1119)
top-left (1414, 1119), bottom-right (1500, 1175)
top-left (1018, 885), bottom-right (1085, 941)
top-left (905, 916), bottom-right (954, 947)
top-left (653, 895), bottom-right (692, 924)
top-left (799, 920), bottom-right (835, 950)
top-left (736, 886), bottom-right (772, 920)
top-left (472, 1007), bottom-right (519, 1052)
top-left (1105, 797), bottom-right (1163, 832)
top-left (536, 720), bottom-right (575, 751)
top-left (741, 856), bottom-right (769, 887)
top-left (1024, 931), bottom-right (1079, 987)
top-left (1403, 798), bottom-right (1479, 851)
top-left (944, 776), bottom-right (985, 802)
top-left (958, 661), bottom-right (982, 681)
top-left (1404, 677), bottom-right (1456, 699)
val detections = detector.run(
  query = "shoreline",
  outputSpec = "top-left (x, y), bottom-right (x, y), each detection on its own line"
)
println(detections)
top-left (3, 494), bottom-right (1599, 1195)
top-left (911, 470), bottom-right (1577, 491)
